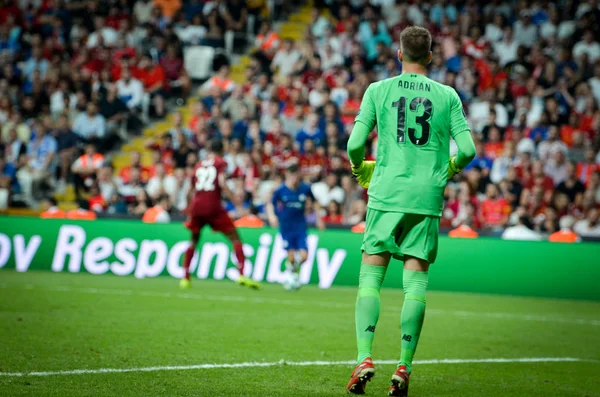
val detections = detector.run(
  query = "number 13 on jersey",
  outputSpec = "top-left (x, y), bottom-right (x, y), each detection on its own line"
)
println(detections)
top-left (392, 96), bottom-right (433, 146)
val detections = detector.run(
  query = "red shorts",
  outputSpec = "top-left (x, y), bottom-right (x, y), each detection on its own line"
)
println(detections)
top-left (185, 208), bottom-right (235, 234)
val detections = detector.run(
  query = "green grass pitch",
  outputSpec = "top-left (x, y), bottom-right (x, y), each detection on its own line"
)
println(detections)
top-left (0, 271), bottom-right (599, 397)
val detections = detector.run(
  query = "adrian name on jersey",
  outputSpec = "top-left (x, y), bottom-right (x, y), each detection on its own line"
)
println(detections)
top-left (398, 79), bottom-right (431, 92)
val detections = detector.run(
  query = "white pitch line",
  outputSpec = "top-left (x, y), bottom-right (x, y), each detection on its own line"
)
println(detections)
top-left (3, 283), bottom-right (600, 326)
top-left (0, 357), bottom-right (594, 378)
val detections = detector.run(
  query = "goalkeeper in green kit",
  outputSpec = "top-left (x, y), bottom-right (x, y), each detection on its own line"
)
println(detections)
top-left (345, 27), bottom-right (475, 396)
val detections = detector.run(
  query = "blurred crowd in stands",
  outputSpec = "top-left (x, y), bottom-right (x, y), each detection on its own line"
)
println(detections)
top-left (1, 0), bottom-right (600, 239)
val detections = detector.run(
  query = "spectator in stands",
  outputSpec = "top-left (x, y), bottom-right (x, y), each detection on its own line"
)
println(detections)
top-left (272, 40), bottom-right (301, 79)
top-left (142, 194), bottom-right (171, 223)
top-left (168, 111), bottom-right (193, 150)
top-left (71, 144), bottom-right (105, 199)
top-left (73, 102), bottom-right (107, 146)
top-left (312, 173), bottom-right (344, 207)
top-left (480, 183), bottom-right (511, 230)
top-left (117, 67), bottom-right (145, 114)
top-left (67, 199), bottom-right (98, 220)
top-left (54, 114), bottom-right (79, 193)
top-left (345, 198), bottom-right (367, 226)
top-left (573, 29), bottom-right (600, 63)
top-left (146, 162), bottom-right (176, 201)
top-left (549, 215), bottom-right (581, 243)
top-left (322, 200), bottom-right (343, 224)
top-left (544, 150), bottom-right (569, 186)
top-left (39, 197), bottom-right (66, 219)
top-left (128, 188), bottom-right (151, 216)
top-left (222, 86), bottom-right (256, 122)
top-left (2, 127), bottom-right (26, 168)
top-left (99, 84), bottom-right (128, 139)
top-left (17, 122), bottom-right (57, 206)
top-left (119, 151), bottom-right (150, 185)
top-left (296, 112), bottom-right (325, 151)
top-left (256, 21), bottom-right (280, 57)
top-left (0, 154), bottom-right (16, 210)
top-left (160, 44), bottom-right (191, 99)
top-left (200, 64), bottom-right (235, 95)
top-left (464, 141), bottom-right (493, 176)
top-left (574, 208), bottom-right (600, 237)
top-left (576, 149), bottom-right (599, 186)
top-left (88, 184), bottom-right (107, 213)
top-left (137, 54), bottom-right (166, 118)
top-left (556, 162), bottom-right (586, 207)
top-left (226, 189), bottom-right (250, 220)
top-left (502, 215), bottom-right (543, 241)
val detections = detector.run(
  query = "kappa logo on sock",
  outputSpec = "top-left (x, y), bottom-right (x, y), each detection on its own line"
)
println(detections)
top-left (402, 334), bottom-right (412, 342)
top-left (365, 325), bottom-right (376, 332)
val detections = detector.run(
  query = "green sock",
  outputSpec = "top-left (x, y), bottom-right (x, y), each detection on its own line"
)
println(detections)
top-left (399, 269), bottom-right (429, 374)
top-left (355, 264), bottom-right (387, 363)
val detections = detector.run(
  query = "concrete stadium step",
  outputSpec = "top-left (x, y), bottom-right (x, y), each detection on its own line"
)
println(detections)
top-left (4, 207), bottom-right (41, 217)
top-left (230, 71), bottom-right (246, 84)
top-left (231, 63), bottom-right (246, 74)
top-left (280, 30), bottom-right (303, 40)
top-left (280, 21), bottom-right (307, 33)
top-left (289, 13), bottom-right (311, 23)
top-left (58, 201), bottom-right (78, 211)
top-left (239, 55), bottom-right (251, 66)
top-left (54, 184), bottom-right (76, 202)
top-left (121, 137), bottom-right (149, 152)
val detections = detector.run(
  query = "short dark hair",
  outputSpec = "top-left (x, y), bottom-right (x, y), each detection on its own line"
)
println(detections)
top-left (210, 139), bottom-right (224, 154)
top-left (400, 26), bottom-right (432, 64)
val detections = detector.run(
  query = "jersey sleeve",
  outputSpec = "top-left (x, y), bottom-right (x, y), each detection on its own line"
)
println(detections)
top-left (449, 89), bottom-right (476, 169)
top-left (271, 187), bottom-right (280, 206)
top-left (449, 89), bottom-right (470, 139)
top-left (217, 158), bottom-right (228, 176)
top-left (354, 84), bottom-right (377, 131)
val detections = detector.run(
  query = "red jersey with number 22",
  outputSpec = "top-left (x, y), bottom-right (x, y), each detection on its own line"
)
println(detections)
top-left (189, 155), bottom-right (227, 216)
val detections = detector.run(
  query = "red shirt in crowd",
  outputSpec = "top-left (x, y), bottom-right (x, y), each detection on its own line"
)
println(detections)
top-left (299, 152), bottom-right (326, 175)
top-left (119, 166), bottom-right (151, 184)
top-left (484, 141), bottom-right (504, 160)
top-left (89, 194), bottom-right (107, 212)
top-left (341, 98), bottom-right (361, 125)
top-left (323, 213), bottom-right (344, 224)
top-left (232, 164), bottom-right (260, 193)
top-left (188, 113), bottom-right (208, 132)
top-left (160, 56), bottom-right (183, 82)
top-left (136, 65), bottom-right (166, 90)
top-left (576, 162), bottom-right (599, 186)
top-left (302, 69), bottom-right (321, 89)
top-left (480, 197), bottom-right (510, 226)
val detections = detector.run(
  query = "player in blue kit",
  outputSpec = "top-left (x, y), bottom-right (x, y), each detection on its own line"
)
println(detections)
top-left (267, 164), bottom-right (324, 290)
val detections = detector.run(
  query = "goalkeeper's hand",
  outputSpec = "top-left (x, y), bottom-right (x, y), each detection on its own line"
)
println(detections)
top-left (448, 156), bottom-right (461, 179)
top-left (351, 161), bottom-right (376, 188)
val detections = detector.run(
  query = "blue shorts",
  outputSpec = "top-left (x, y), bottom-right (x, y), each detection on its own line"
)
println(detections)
top-left (281, 231), bottom-right (308, 251)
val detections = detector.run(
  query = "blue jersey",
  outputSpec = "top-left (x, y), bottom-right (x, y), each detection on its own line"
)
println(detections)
top-left (271, 183), bottom-right (314, 234)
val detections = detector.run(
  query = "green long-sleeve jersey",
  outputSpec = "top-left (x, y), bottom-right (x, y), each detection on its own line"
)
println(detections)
top-left (349, 73), bottom-right (474, 217)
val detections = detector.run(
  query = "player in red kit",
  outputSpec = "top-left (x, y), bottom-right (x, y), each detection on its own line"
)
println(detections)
top-left (180, 140), bottom-right (260, 290)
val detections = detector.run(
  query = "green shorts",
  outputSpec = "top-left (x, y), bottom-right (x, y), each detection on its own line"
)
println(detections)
top-left (361, 208), bottom-right (440, 264)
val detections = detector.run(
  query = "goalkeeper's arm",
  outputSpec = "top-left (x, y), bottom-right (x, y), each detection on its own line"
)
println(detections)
top-left (347, 121), bottom-right (376, 188)
top-left (448, 131), bottom-right (476, 178)
top-left (453, 130), bottom-right (476, 169)
top-left (347, 121), bottom-right (371, 166)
